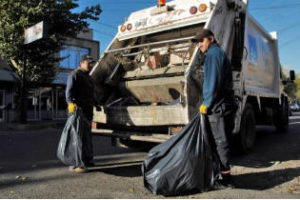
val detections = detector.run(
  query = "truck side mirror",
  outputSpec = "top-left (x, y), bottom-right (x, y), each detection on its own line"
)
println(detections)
top-left (290, 70), bottom-right (295, 81)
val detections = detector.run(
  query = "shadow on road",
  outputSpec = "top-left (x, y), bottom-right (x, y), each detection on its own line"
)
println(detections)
top-left (85, 152), bottom-right (146, 177)
top-left (234, 167), bottom-right (300, 190)
top-left (232, 123), bottom-right (300, 168)
top-left (89, 164), bottom-right (142, 177)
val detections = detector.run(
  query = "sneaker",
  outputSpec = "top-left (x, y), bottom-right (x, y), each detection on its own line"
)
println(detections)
top-left (69, 166), bottom-right (76, 171)
top-left (213, 180), bottom-right (228, 190)
top-left (73, 167), bottom-right (87, 173)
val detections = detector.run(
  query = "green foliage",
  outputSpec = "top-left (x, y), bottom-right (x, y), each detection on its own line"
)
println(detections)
top-left (284, 73), bottom-right (300, 101)
top-left (281, 67), bottom-right (298, 100)
top-left (285, 81), bottom-right (297, 100)
top-left (295, 77), bottom-right (300, 100)
top-left (0, 0), bottom-right (101, 83)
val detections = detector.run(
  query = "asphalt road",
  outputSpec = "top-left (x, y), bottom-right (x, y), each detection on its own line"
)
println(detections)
top-left (0, 112), bottom-right (300, 198)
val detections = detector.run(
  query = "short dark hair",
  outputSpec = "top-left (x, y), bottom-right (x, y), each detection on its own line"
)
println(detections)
top-left (80, 55), bottom-right (95, 63)
top-left (192, 29), bottom-right (215, 43)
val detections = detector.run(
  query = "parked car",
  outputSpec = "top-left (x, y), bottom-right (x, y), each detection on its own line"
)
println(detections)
top-left (290, 102), bottom-right (300, 112)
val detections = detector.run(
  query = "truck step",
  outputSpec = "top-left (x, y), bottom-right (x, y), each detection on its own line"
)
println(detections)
top-left (92, 128), bottom-right (171, 143)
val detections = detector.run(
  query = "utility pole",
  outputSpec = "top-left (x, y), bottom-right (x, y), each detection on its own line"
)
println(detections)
top-left (19, 0), bottom-right (29, 124)
top-left (20, 47), bottom-right (27, 124)
top-left (19, 0), bottom-right (47, 124)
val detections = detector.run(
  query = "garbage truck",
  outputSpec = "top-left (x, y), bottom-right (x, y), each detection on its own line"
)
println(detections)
top-left (90, 0), bottom-right (294, 152)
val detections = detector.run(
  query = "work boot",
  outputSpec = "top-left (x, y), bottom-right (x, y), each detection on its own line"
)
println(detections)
top-left (221, 174), bottom-right (235, 188)
top-left (214, 174), bottom-right (235, 190)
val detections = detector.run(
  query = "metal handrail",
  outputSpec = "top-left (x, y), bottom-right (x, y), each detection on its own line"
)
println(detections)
top-left (121, 43), bottom-right (192, 57)
top-left (104, 36), bottom-right (194, 54)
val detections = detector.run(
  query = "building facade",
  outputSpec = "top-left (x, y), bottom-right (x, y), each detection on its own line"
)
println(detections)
top-left (0, 28), bottom-right (100, 124)
top-left (0, 57), bottom-right (17, 123)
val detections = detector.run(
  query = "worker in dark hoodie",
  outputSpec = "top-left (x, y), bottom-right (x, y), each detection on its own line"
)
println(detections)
top-left (192, 29), bottom-right (237, 188)
top-left (65, 55), bottom-right (96, 173)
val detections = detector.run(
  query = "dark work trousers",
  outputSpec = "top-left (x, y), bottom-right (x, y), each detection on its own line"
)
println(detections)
top-left (81, 112), bottom-right (94, 165)
top-left (207, 113), bottom-right (234, 172)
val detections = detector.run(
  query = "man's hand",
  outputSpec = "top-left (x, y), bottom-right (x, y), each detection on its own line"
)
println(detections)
top-left (68, 102), bottom-right (77, 114)
top-left (199, 104), bottom-right (207, 114)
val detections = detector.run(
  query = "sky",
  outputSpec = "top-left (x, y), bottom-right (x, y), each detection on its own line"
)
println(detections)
top-left (75, 0), bottom-right (300, 73)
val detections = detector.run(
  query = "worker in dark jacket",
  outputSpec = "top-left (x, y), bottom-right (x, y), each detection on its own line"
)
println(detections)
top-left (192, 29), bottom-right (237, 188)
top-left (65, 55), bottom-right (96, 173)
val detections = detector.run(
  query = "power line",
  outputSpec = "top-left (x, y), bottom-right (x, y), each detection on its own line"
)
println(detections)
top-left (251, 3), bottom-right (300, 10)
top-left (92, 21), bottom-right (118, 30)
top-left (278, 21), bottom-right (300, 33)
top-left (101, 1), bottom-right (154, 4)
top-left (279, 34), bottom-right (300, 47)
top-left (248, 6), bottom-right (299, 29)
top-left (102, 8), bottom-right (139, 12)
top-left (98, 22), bottom-right (117, 29)
top-left (92, 28), bottom-right (115, 38)
top-left (100, 0), bottom-right (172, 3)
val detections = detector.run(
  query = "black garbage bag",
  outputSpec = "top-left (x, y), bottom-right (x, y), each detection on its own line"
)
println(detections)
top-left (57, 108), bottom-right (91, 167)
top-left (142, 113), bottom-right (221, 196)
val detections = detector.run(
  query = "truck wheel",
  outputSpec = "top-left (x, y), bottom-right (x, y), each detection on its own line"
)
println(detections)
top-left (275, 98), bottom-right (289, 133)
top-left (236, 104), bottom-right (256, 153)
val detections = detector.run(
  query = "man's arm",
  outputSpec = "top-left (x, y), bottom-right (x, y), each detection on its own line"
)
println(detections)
top-left (65, 72), bottom-right (78, 113)
top-left (65, 72), bottom-right (77, 104)
top-left (202, 51), bottom-right (222, 112)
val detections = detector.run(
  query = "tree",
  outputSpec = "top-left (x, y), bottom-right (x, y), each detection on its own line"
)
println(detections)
top-left (0, 0), bottom-right (101, 123)
top-left (0, 0), bottom-right (101, 83)
top-left (283, 71), bottom-right (300, 101)
top-left (295, 77), bottom-right (300, 100)
top-left (281, 68), bottom-right (296, 101)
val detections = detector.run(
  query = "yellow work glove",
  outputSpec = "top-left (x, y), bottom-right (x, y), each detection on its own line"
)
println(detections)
top-left (199, 105), bottom-right (207, 114)
top-left (68, 102), bottom-right (77, 114)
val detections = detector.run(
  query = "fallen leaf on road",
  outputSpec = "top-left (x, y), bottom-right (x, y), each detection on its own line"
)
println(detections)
top-left (15, 176), bottom-right (21, 180)
top-left (289, 186), bottom-right (295, 193)
top-left (21, 177), bottom-right (27, 181)
top-left (9, 190), bottom-right (15, 195)
top-left (129, 188), bottom-right (135, 193)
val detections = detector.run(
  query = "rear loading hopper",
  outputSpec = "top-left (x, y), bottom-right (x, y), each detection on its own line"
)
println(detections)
top-left (90, 0), bottom-right (249, 146)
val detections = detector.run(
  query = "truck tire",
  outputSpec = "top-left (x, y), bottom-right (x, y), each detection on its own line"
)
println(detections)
top-left (235, 104), bottom-right (256, 153)
top-left (274, 97), bottom-right (289, 133)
